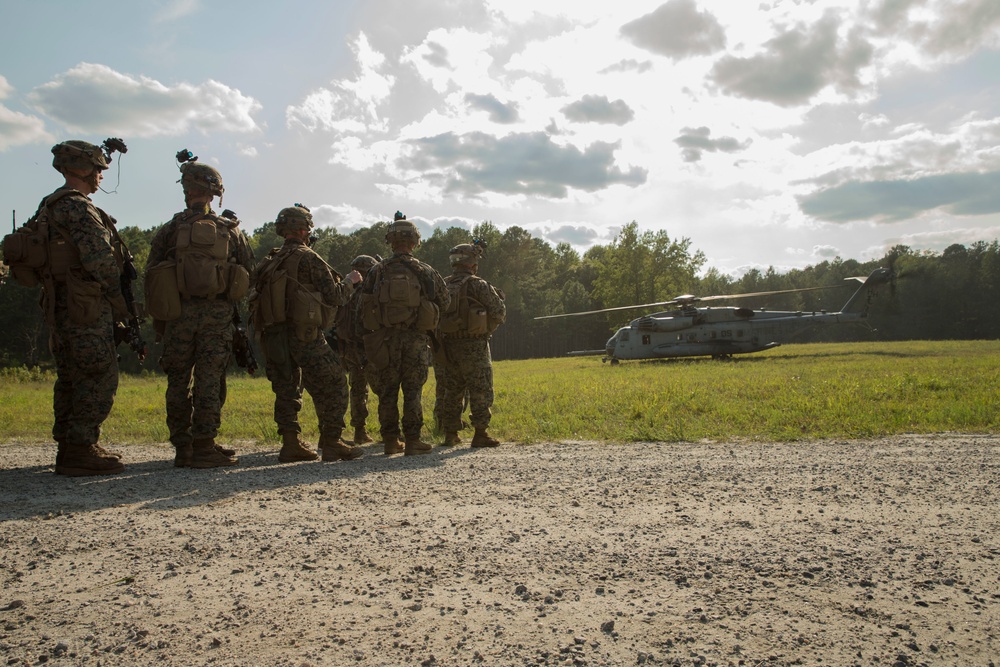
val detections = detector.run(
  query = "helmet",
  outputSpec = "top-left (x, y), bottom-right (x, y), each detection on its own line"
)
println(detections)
top-left (275, 204), bottom-right (314, 236)
top-left (179, 161), bottom-right (224, 197)
top-left (351, 255), bottom-right (377, 272)
top-left (385, 212), bottom-right (420, 245)
top-left (51, 140), bottom-right (109, 173)
top-left (449, 243), bottom-right (484, 266)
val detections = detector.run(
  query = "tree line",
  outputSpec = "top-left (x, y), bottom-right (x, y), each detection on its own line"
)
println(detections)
top-left (2, 218), bottom-right (998, 372)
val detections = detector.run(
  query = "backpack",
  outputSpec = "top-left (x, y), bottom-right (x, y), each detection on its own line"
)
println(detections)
top-left (362, 256), bottom-right (439, 331)
top-left (2, 190), bottom-right (81, 288)
top-left (438, 275), bottom-right (488, 335)
top-left (174, 214), bottom-right (231, 298)
top-left (251, 245), bottom-right (335, 342)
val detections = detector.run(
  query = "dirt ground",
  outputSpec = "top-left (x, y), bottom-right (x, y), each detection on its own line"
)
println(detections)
top-left (0, 434), bottom-right (998, 667)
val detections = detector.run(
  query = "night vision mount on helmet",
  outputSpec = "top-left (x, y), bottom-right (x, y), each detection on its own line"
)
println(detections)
top-left (449, 238), bottom-right (487, 266)
top-left (385, 211), bottom-right (420, 245)
top-left (175, 148), bottom-right (224, 197)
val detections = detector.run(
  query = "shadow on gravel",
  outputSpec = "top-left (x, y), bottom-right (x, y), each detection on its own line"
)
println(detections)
top-left (0, 442), bottom-right (478, 520)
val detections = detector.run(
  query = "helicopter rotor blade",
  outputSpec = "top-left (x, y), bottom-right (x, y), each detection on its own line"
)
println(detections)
top-left (534, 283), bottom-right (846, 320)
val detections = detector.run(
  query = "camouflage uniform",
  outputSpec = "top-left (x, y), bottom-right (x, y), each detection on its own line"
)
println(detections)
top-left (439, 267), bottom-right (506, 439)
top-left (361, 251), bottom-right (448, 448)
top-left (147, 207), bottom-right (255, 460)
top-left (261, 239), bottom-right (353, 444)
top-left (341, 284), bottom-right (372, 436)
top-left (46, 188), bottom-right (126, 471)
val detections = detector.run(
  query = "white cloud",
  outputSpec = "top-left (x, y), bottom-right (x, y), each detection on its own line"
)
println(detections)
top-left (0, 105), bottom-right (52, 151)
top-left (0, 75), bottom-right (52, 151)
top-left (26, 63), bottom-right (262, 136)
top-left (286, 33), bottom-right (394, 134)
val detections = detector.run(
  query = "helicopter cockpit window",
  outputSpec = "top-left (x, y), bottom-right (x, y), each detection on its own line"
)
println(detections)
top-left (620, 331), bottom-right (630, 342)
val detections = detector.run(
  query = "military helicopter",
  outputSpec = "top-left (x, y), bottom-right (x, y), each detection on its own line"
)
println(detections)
top-left (537, 268), bottom-right (893, 363)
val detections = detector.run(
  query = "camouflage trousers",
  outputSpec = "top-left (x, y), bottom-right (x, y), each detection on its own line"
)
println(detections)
top-left (159, 299), bottom-right (233, 444)
top-left (440, 337), bottom-right (494, 432)
top-left (370, 329), bottom-right (431, 440)
top-left (264, 325), bottom-right (348, 438)
top-left (342, 344), bottom-right (370, 428)
top-left (50, 288), bottom-right (119, 447)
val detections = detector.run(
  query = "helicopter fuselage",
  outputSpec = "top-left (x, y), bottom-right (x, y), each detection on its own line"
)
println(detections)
top-left (604, 306), bottom-right (869, 361)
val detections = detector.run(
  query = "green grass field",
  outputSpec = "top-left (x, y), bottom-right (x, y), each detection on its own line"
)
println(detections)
top-left (2, 340), bottom-right (997, 445)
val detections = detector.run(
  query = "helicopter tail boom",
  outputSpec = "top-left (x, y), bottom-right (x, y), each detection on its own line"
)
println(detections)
top-left (841, 268), bottom-right (893, 314)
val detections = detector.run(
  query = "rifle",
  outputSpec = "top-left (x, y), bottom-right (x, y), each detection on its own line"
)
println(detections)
top-left (118, 247), bottom-right (147, 363)
top-left (232, 306), bottom-right (258, 375)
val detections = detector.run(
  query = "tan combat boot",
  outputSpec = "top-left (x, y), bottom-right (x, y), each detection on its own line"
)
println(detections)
top-left (404, 436), bottom-right (434, 456)
top-left (383, 435), bottom-right (404, 456)
top-left (278, 432), bottom-right (319, 462)
top-left (94, 444), bottom-right (123, 460)
top-left (190, 437), bottom-right (238, 468)
top-left (320, 434), bottom-right (363, 462)
top-left (174, 443), bottom-right (193, 468)
top-left (471, 428), bottom-right (500, 448)
top-left (442, 431), bottom-right (462, 447)
top-left (214, 443), bottom-right (237, 457)
top-left (353, 426), bottom-right (374, 445)
top-left (55, 444), bottom-right (125, 477)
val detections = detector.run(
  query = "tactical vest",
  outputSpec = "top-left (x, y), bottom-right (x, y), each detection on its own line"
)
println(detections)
top-left (361, 256), bottom-right (439, 332)
top-left (251, 245), bottom-right (336, 342)
top-left (144, 211), bottom-right (249, 321)
top-left (438, 275), bottom-right (489, 336)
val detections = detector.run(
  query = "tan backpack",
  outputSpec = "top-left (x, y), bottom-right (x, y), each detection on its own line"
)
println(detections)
top-left (251, 245), bottom-right (336, 342)
top-left (145, 212), bottom-right (249, 321)
top-left (2, 190), bottom-right (81, 288)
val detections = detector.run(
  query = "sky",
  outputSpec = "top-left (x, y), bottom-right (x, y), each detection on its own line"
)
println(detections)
top-left (1, 0), bottom-right (999, 277)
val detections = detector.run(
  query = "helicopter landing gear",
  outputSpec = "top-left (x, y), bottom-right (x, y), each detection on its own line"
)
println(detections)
top-left (711, 353), bottom-right (733, 361)
top-left (609, 358), bottom-right (620, 366)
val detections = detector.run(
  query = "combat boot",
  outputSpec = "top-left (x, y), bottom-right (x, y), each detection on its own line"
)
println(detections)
top-left (320, 434), bottom-right (363, 462)
top-left (174, 443), bottom-right (193, 468)
top-left (471, 428), bottom-right (501, 448)
top-left (383, 435), bottom-right (404, 456)
top-left (190, 437), bottom-right (238, 468)
top-left (55, 444), bottom-right (125, 477)
top-left (278, 432), bottom-right (319, 463)
top-left (353, 426), bottom-right (374, 445)
top-left (442, 431), bottom-right (462, 447)
top-left (404, 436), bottom-right (434, 456)
top-left (94, 444), bottom-right (123, 460)
top-left (214, 443), bottom-right (237, 457)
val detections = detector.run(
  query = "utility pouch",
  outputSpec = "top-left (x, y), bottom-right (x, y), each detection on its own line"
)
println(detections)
top-left (362, 329), bottom-right (390, 370)
top-left (145, 260), bottom-right (182, 321)
top-left (415, 300), bottom-right (439, 331)
top-left (227, 263), bottom-right (250, 301)
top-left (66, 270), bottom-right (103, 325)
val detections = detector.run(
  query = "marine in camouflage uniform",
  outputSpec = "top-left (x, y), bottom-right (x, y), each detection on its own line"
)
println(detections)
top-left (35, 141), bottom-right (131, 476)
top-left (339, 254), bottom-right (378, 445)
top-left (439, 243), bottom-right (506, 448)
top-left (359, 213), bottom-right (449, 456)
top-left (255, 205), bottom-right (363, 463)
top-left (146, 159), bottom-right (255, 468)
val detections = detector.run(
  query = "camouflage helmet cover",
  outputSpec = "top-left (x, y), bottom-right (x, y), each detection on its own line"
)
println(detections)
top-left (179, 161), bottom-right (224, 196)
top-left (275, 204), bottom-right (314, 236)
top-left (51, 140), bottom-right (109, 173)
top-left (449, 243), bottom-right (484, 266)
top-left (385, 212), bottom-right (420, 244)
top-left (351, 254), bottom-right (377, 271)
